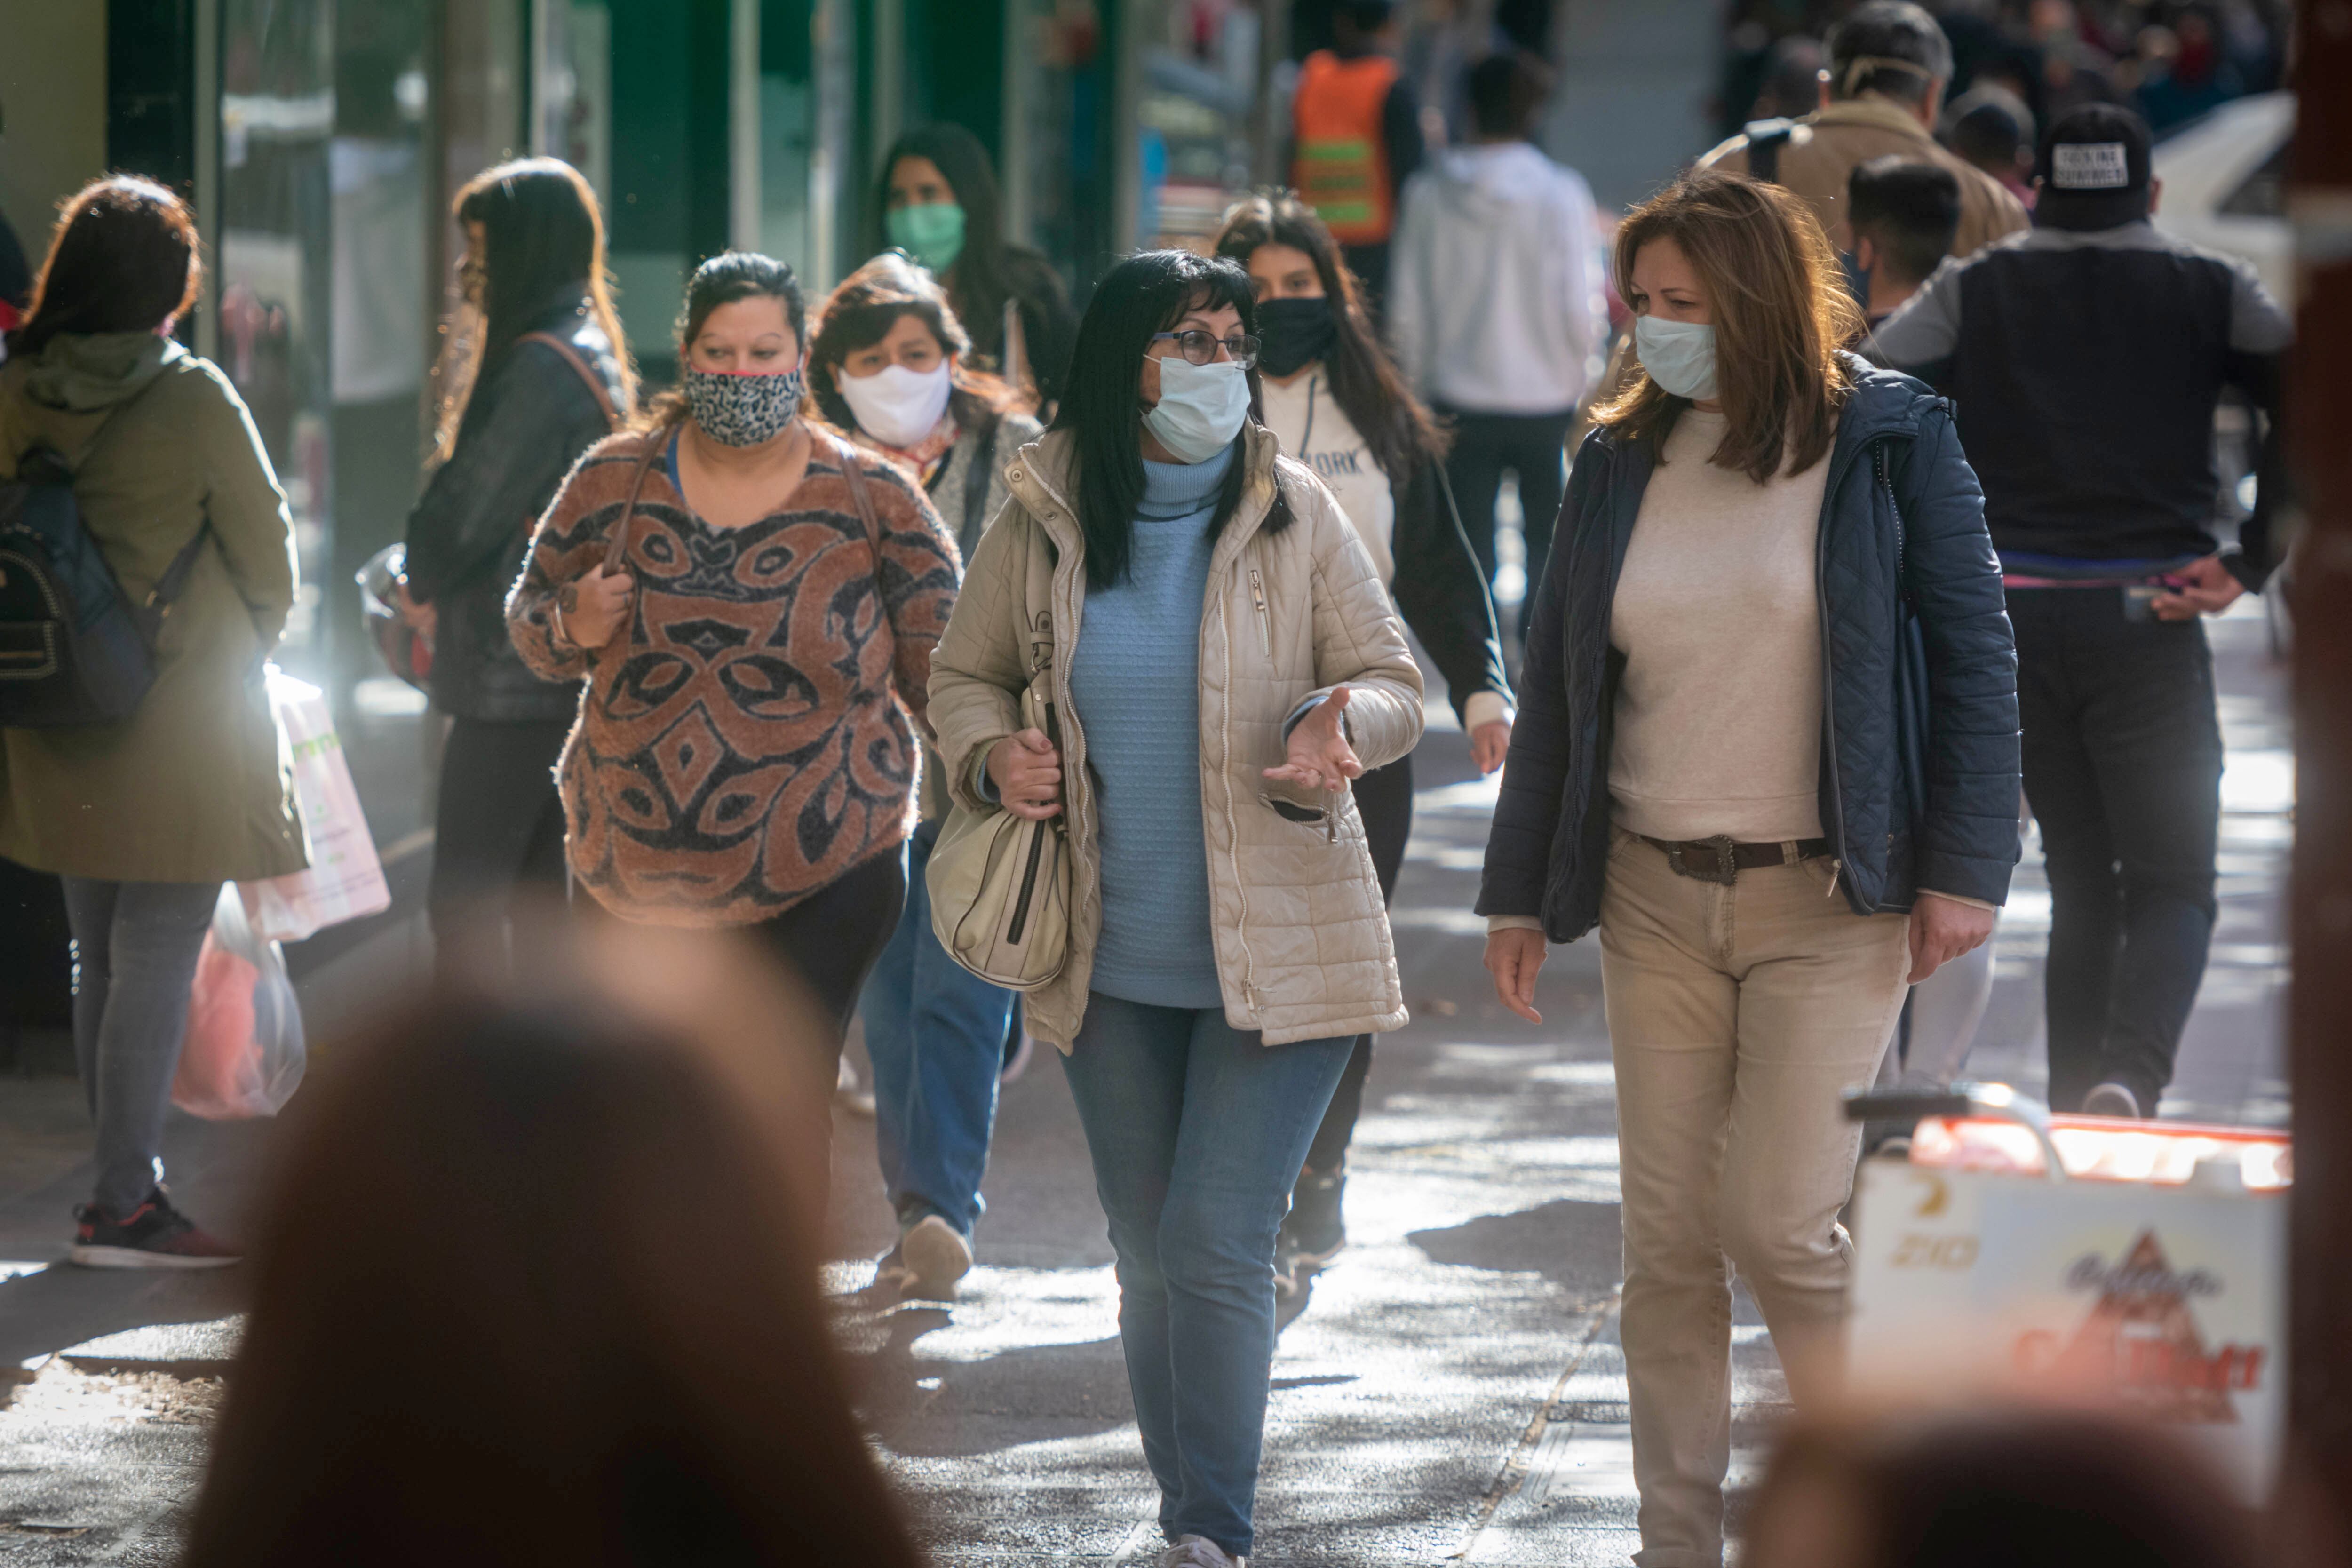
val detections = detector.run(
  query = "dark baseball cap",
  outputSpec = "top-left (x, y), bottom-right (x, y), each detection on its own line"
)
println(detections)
top-left (2034, 103), bottom-right (2153, 230)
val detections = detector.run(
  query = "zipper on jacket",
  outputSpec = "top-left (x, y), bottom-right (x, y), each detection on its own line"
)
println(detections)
top-left (1216, 592), bottom-right (1262, 1014)
top-left (1248, 566), bottom-right (1272, 657)
top-left (1813, 441), bottom-right (1867, 904)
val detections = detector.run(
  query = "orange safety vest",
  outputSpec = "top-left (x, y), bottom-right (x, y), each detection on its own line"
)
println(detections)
top-left (1292, 50), bottom-right (1399, 245)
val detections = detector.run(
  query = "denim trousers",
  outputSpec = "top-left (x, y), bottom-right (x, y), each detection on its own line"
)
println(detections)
top-left (861, 819), bottom-right (1018, 1236)
top-left (1597, 830), bottom-right (1909, 1568)
top-left (2009, 589), bottom-right (2224, 1111)
top-left (1061, 993), bottom-right (1353, 1557)
top-left (59, 877), bottom-right (222, 1215)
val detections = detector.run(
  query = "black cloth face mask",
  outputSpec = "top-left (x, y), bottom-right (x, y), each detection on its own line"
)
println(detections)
top-left (1255, 296), bottom-right (1338, 380)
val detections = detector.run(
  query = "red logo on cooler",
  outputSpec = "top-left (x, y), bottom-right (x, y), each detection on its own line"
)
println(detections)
top-left (2011, 1229), bottom-right (2265, 1422)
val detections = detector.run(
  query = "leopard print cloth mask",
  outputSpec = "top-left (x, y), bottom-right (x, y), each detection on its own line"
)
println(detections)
top-left (683, 364), bottom-right (807, 447)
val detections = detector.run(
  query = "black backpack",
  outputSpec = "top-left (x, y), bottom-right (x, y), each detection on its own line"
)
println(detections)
top-left (0, 447), bottom-right (209, 727)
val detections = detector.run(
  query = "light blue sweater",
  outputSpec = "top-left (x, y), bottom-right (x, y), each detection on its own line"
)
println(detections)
top-left (1067, 445), bottom-right (1235, 1010)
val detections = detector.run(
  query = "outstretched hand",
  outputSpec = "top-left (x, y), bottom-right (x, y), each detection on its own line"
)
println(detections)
top-left (1263, 686), bottom-right (1363, 794)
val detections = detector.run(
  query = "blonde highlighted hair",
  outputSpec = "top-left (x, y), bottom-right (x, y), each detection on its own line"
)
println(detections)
top-left (1594, 172), bottom-right (1863, 483)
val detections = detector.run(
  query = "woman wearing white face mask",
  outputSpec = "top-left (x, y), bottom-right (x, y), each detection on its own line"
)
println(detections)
top-left (807, 253), bottom-right (1043, 1300)
top-left (929, 250), bottom-right (1424, 1568)
top-left (1478, 173), bottom-right (2020, 1568)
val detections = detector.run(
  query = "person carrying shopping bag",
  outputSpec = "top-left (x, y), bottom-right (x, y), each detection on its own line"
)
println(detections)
top-left (399, 159), bottom-right (632, 982)
top-left (0, 177), bottom-right (304, 1267)
top-left (1478, 171), bottom-right (2020, 1568)
top-left (807, 252), bottom-right (1043, 1300)
top-left (505, 251), bottom-right (959, 1140)
top-left (1210, 190), bottom-right (1510, 1298)
top-left (927, 248), bottom-right (1423, 1568)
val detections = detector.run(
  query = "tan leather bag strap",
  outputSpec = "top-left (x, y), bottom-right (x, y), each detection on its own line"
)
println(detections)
top-left (517, 330), bottom-right (621, 431)
top-left (831, 428), bottom-right (885, 558)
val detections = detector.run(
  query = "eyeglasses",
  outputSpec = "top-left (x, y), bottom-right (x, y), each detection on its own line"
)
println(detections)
top-left (1152, 330), bottom-right (1261, 369)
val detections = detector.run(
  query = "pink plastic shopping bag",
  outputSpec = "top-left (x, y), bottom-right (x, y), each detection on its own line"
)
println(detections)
top-left (175, 883), bottom-right (307, 1120)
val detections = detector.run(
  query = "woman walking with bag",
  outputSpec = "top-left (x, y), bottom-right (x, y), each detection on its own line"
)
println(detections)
top-left (1212, 191), bottom-right (1510, 1298)
top-left (928, 249), bottom-right (1424, 1568)
top-left (0, 178), bottom-right (302, 1267)
top-left (1479, 171), bottom-right (2019, 1568)
top-left (506, 251), bottom-right (958, 1083)
top-left (400, 159), bottom-right (631, 979)
top-left (809, 253), bottom-right (1041, 1300)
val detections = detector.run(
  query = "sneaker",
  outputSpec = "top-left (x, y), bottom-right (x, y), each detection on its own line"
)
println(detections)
top-left (894, 1214), bottom-right (973, 1301)
top-left (69, 1190), bottom-right (240, 1270)
top-left (1158, 1536), bottom-right (1243, 1568)
top-left (1271, 1227), bottom-right (1306, 1302)
top-left (834, 1055), bottom-right (876, 1119)
top-left (2083, 1082), bottom-right (2143, 1119)
top-left (1284, 1164), bottom-right (1347, 1271)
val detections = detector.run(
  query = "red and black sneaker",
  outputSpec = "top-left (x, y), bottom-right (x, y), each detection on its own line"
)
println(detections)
top-left (69, 1189), bottom-right (241, 1270)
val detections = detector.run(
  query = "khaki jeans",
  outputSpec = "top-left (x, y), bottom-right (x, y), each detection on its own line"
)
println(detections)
top-left (1598, 827), bottom-right (1909, 1568)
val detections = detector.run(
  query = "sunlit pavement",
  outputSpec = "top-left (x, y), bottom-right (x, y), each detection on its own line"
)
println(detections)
top-left (828, 598), bottom-right (2290, 1567)
top-left (0, 604), bottom-right (2289, 1563)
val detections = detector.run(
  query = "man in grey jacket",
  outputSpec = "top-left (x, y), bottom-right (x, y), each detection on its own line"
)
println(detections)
top-left (1387, 50), bottom-right (1606, 652)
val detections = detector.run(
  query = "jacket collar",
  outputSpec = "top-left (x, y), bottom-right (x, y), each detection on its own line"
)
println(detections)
top-left (1004, 422), bottom-right (1287, 570)
top-left (1810, 95), bottom-right (1936, 147)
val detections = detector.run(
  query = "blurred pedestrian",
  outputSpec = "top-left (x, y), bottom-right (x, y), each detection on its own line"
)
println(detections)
top-left (1480, 172), bottom-right (2019, 1568)
top-left (0, 176), bottom-right (303, 1268)
top-left (876, 122), bottom-right (1076, 410)
top-left (505, 251), bottom-right (957, 1082)
top-left (401, 159), bottom-right (632, 983)
top-left (1702, 1), bottom-right (2027, 258)
top-left (928, 249), bottom-right (1424, 1568)
top-left (1846, 156), bottom-right (1961, 327)
top-left (1870, 104), bottom-right (2290, 1119)
top-left (1290, 0), bottom-right (1424, 317)
top-left (178, 929), bottom-right (925, 1568)
top-left (807, 252), bottom-right (1041, 1301)
top-left (1388, 49), bottom-right (1605, 653)
top-left (1747, 34), bottom-right (1828, 123)
top-left (1941, 83), bottom-right (2038, 208)
top-left (1213, 190), bottom-right (1510, 1299)
top-left (1744, 1407), bottom-right (2252, 1568)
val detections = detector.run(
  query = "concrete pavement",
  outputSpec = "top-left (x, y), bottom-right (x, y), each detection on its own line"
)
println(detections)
top-left (0, 602), bottom-right (2291, 1563)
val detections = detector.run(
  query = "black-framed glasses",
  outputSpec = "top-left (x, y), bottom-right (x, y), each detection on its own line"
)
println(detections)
top-left (1152, 330), bottom-right (1260, 369)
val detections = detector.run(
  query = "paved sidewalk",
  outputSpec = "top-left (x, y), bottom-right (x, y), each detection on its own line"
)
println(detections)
top-left (0, 605), bottom-right (2289, 1563)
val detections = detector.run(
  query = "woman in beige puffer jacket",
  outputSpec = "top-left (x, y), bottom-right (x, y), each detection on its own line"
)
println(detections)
top-left (926, 251), bottom-right (1420, 1568)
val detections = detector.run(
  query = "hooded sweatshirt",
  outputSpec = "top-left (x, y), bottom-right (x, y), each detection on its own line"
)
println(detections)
top-left (1387, 140), bottom-right (1607, 415)
top-left (0, 334), bottom-right (304, 883)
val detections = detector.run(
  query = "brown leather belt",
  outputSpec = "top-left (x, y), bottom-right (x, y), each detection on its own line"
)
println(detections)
top-left (1639, 833), bottom-right (1832, 886)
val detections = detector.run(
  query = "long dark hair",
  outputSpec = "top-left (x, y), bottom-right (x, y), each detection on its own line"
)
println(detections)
top-left (873, 125), bottom-right (1020, 349)
top-left (638, 251), bottom-right (808, 433)
top-left (432, 159), bottom-right (635, 462)
top-left (1050, 249), bottom-right (1286, 590)
top-left (1594, 172), bottom-right (1859, 483)
top-left (179, 924), bottom-right (923, 1568)
top-left (7, 176), bottom-right (201, 359)
top-left (808, 252), bottom-right (1009, 437)
top-left (1211, 190), bottom-right (1444, 484)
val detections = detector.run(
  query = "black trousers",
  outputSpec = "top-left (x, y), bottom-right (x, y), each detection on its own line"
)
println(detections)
top-left (429, 716), bottom-right (573, 983)
top-left (1303, 750), bottom-right (1414, 1173)
top-left (749, 847), bottom-right (909, 1056)
top-left (1435, 405), bottom-right (1577, 651)
top-left (2010, 589), bottom-right (2223, 1112)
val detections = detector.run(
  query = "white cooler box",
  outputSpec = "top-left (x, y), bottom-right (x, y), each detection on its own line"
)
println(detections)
top-left (1844, 1086), bottom-right (2291, 1504)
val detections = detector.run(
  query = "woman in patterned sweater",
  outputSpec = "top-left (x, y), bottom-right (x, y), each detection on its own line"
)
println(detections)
top-left (508, 252), bottom-right (960, 1063)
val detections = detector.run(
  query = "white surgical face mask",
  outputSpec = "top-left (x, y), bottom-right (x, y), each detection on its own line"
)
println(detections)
top-left (839, 359), bottom-right (954, 450)
top-left (1634, 315), bottom-right (1720, 402)
top-left (1142, 354), bottom-right (1251, 464)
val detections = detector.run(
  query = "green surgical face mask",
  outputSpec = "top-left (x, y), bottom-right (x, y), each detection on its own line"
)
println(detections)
top-left (886, 201), bottom-right (967, 275)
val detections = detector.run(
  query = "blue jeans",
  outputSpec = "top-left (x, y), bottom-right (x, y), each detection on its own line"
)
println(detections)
top-left (862, 820), bottom-right (1018, 1236)
top-left (1061, 993), bottom-right (1353, 1556)
top-left (59, 878), bottom-right (222, 1215)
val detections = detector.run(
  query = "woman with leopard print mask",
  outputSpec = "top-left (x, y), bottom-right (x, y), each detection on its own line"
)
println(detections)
top-left (508, 251), bottom-right (961, 1094)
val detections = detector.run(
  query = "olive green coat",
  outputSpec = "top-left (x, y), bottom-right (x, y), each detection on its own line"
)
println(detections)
top-left (0, 334), bottom-right (306, 883)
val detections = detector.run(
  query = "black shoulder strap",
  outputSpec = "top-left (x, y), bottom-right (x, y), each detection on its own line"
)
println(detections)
top-left (136, 525), bottom-right (213, 644)
top-left (961, 423), bottom-right (999, 558)
top-left (1743, 118), bottom-right (1796, 185)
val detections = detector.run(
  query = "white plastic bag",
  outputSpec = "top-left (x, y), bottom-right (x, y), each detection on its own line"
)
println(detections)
top-left (175, 883), bottom-right (307, 1119)
top-left (242, 667), bottom-right (390, 942)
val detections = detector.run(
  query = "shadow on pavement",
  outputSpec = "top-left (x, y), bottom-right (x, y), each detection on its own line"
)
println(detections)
top-left (1409, 1198), bottom-right (1624, 1297)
